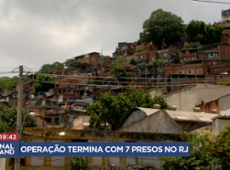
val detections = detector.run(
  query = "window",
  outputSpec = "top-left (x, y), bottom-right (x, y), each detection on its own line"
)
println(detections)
top-left (73, 71), bottom-right (78, 75)
top-left (192, 57), bottom-right (194, 60)
top-left (164, 53), bottom-right (167, 57)
top-left (140, 55), bottom-right (143, 59)
top-left (59, 89), bottom-right (62, 94)
top-left (55, 118), bottom-right (59, 125)
top-left (189, 70), bottom-right (194, 74)
top-left (45, 118), bottom-right (51, 123)
top-left (91, 57), bottom-right (94, 62)
top-left (184, 58), bottom-right (186, 61)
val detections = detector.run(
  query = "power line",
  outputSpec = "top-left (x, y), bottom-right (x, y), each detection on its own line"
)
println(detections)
top-left (36, 73), bottom-right (230, 80)
top-left (34, 80), bottom-right (227, 88)
top-left (192, 0), bottom-right (230, 4)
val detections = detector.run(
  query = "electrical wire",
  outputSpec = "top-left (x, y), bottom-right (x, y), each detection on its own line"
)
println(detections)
top-left (36, 73), bottom-right (230, 81)
top-left (33, 80), bottom-right (228, 88)
top-left (0, 66), bottom-right (229, 88)
top-left (34, 77), bottom-right (222, 85)
top-left (192, 0), bottom-right (230, 4)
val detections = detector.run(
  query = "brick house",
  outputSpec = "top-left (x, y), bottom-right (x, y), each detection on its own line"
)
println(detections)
top-left (165, 63), bottom-right (205, 77)
top-left (220, 43), bottom-right (230, 62)
top-left (199, 47), bottom-right (220, 64)
top-left (156, 49), bottom-right (172, 62)
top-left (112, 42), bottom-right (136, 58)
top-left (197, 93), bottom-right (230, 115)
top-left (167, 74), bottom-right (206, 92)
top-left (221, 9), bottom-right (230, 22)
top-left (180, 49), bottom-right (198, 61)
top-left (135, 50), bottom-right (156, 63)
top-left (56, 63), bottom-right (96, 75)
top-left (222, 29), bottom-right (230, 41)
top-left (208, 64), bottom-right (229, 74)
top-left (74, 52), bottom-right (100, 66)
top-left (215, 20), bottom-right (230, 41)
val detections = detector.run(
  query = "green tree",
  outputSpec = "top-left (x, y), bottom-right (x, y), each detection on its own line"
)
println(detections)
top-left (183, 42), bottom-right (201, 49)
top-left (186, 20), bottom-right (206, 43)
top-left (136, 48), bottom-right (145, 52)
top-left (0, 119), bottom-right (8, 133)
top-left (142, 9), bottom-right (185, 47)
top-left (98, 55), bottom-right (111, 65)
top-left (160, 132), bottom-right (213, 170)
top-left (209, 127), bottom-right (230, 170)
top-left (110, 57), bottom-right (127, 80)
top-left (130, 58), bottom-right (137, 65)
top-left (38, 62), bottom-right (64, 74)
top-left (0, 77), bottom-right (19, 89)
top-left (174, 51), bottom-right (180, 63)
top-left (186, 20), bottom-right (224, 44)
top-left (63, 58), bottom-right (75, 68)
top-left (217, 79), bottom-right (230, 86)
top-left (87, 88), bottom-right (170, 130)
top-left (161, 127), bottom-right (230, 170)
top-left (33, 75), bottom-right (55, 93)
top-left (0, 104), bottom-right (37, 131)
top-left (67, 157), bottom-right (91, 170)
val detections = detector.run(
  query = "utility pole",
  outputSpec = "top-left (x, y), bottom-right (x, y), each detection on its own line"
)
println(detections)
top-left (162, 38), bottom-right (165, 50)
top-left (14, 65), bottom-right (23, 170)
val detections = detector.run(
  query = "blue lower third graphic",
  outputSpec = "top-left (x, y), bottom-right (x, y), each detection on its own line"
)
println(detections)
top-left (19, 142), bottom-right (190, 157)
top-left (0, 141), bottom-right (19, 158)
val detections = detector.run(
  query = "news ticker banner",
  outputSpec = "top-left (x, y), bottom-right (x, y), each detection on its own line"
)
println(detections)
top-left (0, 133), bottom-right (190, 158)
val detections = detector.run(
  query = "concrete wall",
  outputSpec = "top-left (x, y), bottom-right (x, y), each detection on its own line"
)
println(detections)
top-left (51, 140), bottom-right (65, 167)
top-left (121, 110), bottom-right (183, 135)
top-left (212, 119), bottom-right (230, 133)
top-left (72, 116), bottom-right (90, 130)
top-left (84, 116), bottom-right (90, 123)
top-left (72, 116), bottom-right (84, 129)
top-left (165, 84), bottom-right (230, 112)
top-left (122, 110), bottom-right (146, 128)
top-left (35, 117), bottom-right (47, 128)
top-left (7, 98), bottom-right (16, 107)
top-left (31, 138), bottom-right (45, 167)
top-left (0, 158), bottom-right (6, 170)
top-left (219, 95), bottom-right (230, 112)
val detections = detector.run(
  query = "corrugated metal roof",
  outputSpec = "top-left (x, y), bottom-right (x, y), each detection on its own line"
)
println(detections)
top-left (136, 107), bottom-right (216, 122)
top-left (137, 107), bottom-right (159, 116)
top-left (220, 109), bottom-right (230, 116)
top-left (212, 111), bottom-right (230, 120)
top-left (166, 110), bottom-right (216, 122)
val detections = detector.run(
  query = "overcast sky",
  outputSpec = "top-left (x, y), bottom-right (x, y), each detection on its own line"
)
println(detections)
top-left (0, 0), bottom-right (228, 75)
